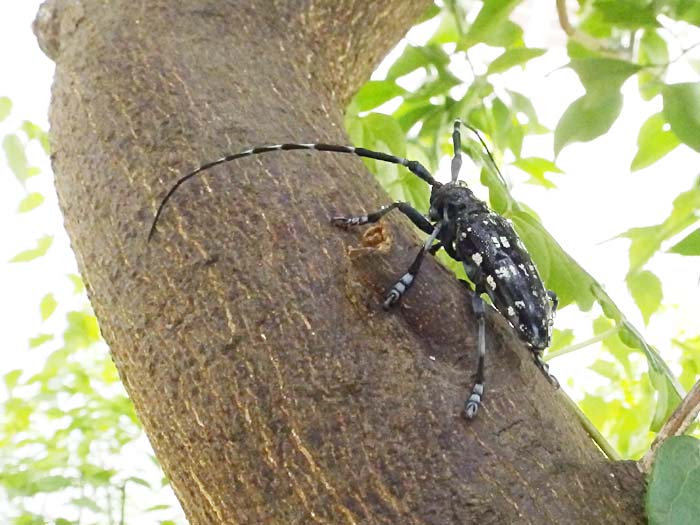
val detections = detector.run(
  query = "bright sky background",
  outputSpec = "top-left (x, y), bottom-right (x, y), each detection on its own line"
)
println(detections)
top-left (0, 2), bottom-right (699, 519)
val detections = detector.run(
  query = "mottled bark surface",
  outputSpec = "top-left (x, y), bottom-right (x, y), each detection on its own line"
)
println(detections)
top-left (36, 0), bottom-right (645, 523)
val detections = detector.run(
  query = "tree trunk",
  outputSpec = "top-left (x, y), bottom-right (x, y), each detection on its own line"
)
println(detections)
top-left (36, 0), bottom-right (645, 523)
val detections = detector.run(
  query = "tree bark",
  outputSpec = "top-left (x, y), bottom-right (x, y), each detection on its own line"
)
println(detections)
top-left (36, 0), bottom-right (645, 523)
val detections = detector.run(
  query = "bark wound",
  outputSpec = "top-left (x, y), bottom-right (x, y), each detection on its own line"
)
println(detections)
top-left (41, 0), bottom-right (646, 523)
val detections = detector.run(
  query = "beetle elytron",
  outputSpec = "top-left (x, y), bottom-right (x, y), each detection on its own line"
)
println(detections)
top-left (149, 119), bottom-right (558, 419)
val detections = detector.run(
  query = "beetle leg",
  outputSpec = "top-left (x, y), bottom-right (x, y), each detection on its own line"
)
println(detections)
top-left (465, 293), bottom-right (486, 419)
top-left (331, 202), bottom-right (432, 234)
top-left (383, 222), bottom-right (443, 309)
top-left (532, 350), bottom-right (560, 389)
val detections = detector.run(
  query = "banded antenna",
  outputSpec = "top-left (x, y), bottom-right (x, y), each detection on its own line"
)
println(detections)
top-left (148, 142), bottom-right (440, 240)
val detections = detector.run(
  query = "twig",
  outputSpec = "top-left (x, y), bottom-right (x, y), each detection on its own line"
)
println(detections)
top-left (638, 379), bottom-right (700, 473)
top-left (555, 0), bottom-right (621, 57)
top-left (545, 327), bottom-right (619, 361)
top-left (559, 389), bottom-right (622, 461)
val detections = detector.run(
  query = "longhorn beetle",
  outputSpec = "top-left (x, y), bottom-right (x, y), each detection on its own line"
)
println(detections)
top-left (148, 119), bottom-right (559, 419)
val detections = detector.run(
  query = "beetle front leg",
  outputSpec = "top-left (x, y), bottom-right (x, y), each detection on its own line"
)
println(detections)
top-left (331, 201), bottom-right (433, 234)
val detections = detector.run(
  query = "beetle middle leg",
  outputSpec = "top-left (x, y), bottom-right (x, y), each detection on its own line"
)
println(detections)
top-left (382, 222), bottom-right (444, 308)
top-left (332, 203), bottom-right (446, 307)
top-left (465, 293), bottom-right (486, 419)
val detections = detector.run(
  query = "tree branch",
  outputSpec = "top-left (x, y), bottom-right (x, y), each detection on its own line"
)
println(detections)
top-left (639, 379), bottom-right (700, 473)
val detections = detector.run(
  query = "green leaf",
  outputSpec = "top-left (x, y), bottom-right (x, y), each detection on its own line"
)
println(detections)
top-left (626, 270), bottom-right (663, 325)
top-left (481, 19), bottom-right (523, 48)
top-left (352, 81), bottom-right (405, 112)
top-left (17, 192), bottom-right (44, 213)
top-left (487, 47), bottom-right (546, 75)
top-left (0, 97), bottom-right (11, 122)
top-left (12, 513), bottom-right (44, 525)
top-left (40, 293), bottom-right (58, 321)
top-left (21, 121), bottom-right (50, 154)
top-left (405, 71), bottom-right (462, 102)
top-left (621, 186), bottom-right (700, 273)
top-left (9, 236), bottom-right (53, 263)
top-left (386, 44), bottom-right (449, 80)
top-left (429, 7), bottom-right (460, 45)
top-left (631, 113), bottom-right (680, 171)
top-left (462, 0), bottom-right (521, 49)
top-left (555, 59), bottom-right (641, 154)
top-left (4, 369), bottom-right (22, 391)
top-left (549, 328), bottom-right (575, 353)
top-left (418, 3), bottom-right (440, 22)
top-left (512, 157), bottom-right (562, 188)
top-left (663, 83), bottom-right (700, 152)
top-left (579, 7), bottom-right (613, 39)
top-left (2, 134), bottom-right (30, 183)
top-left (79, 464), bottom-right (115, 486)
top-left (646, 436), bottom-right (700, 525)
top-left (64, 311), bottom-right (101, 349)
top-left (590, 359), bottom-right (621, 381)
top-left (491, 96), bottom-right (514, 154)
top-left (71, 496), bottom-right (102, 512)
top-left (668, 227), bottom-right (700, 255)
top-left (638, 30), bottom-right (668, 101)
top-left (554, 91), bottom-right (623, 155)
top-left (569, 58), bottom-right (642, 92)
top-left (664, 0), bottom-right (700, 25)
top-left (126, 475), bottom-right (152, 488)
top-left (508, 89), bottom-right (547, 133)
top-left (146, 504), bottom-right (172, 512)
top-left (648, 366), bottom-right (678, 431)
top-left (593, 0), bottom-right (660, 28)
top-left (68, 273), bottom-right (85, 294)
top-left (29, 333), bottom-right (53, 348)
top-left (34, 474), bottom-right (74, 492)
top-left (510, 211), bottom-right (596, 310)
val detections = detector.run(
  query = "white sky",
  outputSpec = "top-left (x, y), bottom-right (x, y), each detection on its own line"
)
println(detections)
top-left (0, 0), bottom-right (699, 492)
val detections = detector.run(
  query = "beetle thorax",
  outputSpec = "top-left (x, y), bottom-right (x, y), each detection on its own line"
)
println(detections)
top-left (428, 182), bottom-right (489, 222)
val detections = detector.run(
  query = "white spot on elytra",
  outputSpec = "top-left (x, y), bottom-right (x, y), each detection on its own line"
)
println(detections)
top-left (495, 266), bottom-right (509, 278)
top-left (471, 253), bottom-right (483, 265)
top-left (507, 306), bottom-right (515, 316)
top-left (515, 300), bottom-right (526, 309)
top-left (487, 275), bottom-right (497, 290)
top-left (491, 236), bottom-right (501, 247)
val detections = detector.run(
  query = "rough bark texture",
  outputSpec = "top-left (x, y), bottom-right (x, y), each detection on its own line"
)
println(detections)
top-left (36, 0), bottom-right (646, 523)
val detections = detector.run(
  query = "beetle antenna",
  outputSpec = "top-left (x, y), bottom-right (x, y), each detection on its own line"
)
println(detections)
top-left (148, 143), bottom-right (440, 240)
